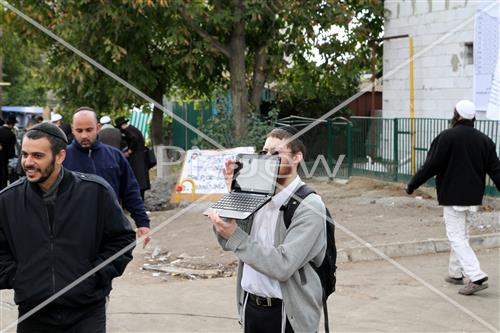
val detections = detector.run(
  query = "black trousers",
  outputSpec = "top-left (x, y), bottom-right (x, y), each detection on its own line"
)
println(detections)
top-left (17, 301), bottom-right (106, 333)
top-left (244, 294), bottom-right (294, 333)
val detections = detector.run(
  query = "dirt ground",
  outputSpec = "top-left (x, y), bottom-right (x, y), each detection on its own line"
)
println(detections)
top-left (128, 176), bottom-right (500, 285)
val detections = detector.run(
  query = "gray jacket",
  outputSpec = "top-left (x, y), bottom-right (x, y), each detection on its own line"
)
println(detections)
top-left (217, 192), bottom-right (326, 332)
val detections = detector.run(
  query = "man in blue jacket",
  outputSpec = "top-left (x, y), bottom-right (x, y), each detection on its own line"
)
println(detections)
top-left (64, 108), bottom-right (150, 247)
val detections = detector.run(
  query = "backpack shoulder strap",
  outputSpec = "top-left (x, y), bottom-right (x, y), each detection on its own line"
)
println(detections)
top-left (281, 184), bottom-right (316, 229)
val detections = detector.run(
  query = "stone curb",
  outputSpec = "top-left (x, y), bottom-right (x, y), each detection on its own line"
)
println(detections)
top-left (337, 233), bottom-right (500, 263)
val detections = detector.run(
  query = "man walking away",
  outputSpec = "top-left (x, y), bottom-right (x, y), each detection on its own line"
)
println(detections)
top-left (406, 100), bottom-right (500, 295)
top-left (115, 116), bottom-right (150, 201)
top-left (99, 115), bottom-right (123, 150)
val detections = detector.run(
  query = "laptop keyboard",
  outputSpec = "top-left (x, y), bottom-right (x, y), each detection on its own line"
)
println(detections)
top-left (212, 193), bottom-right (268, 212)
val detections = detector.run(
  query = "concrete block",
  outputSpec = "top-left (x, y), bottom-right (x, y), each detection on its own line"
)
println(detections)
top-left (451, 5), bottom-right (477, 19)
top-left (452, 77), bottom-right (473, 89)
top-left (434, 99), bottom-right (457, 112)
top-left (414, 1), bottom-right (429, 15)
top-left (470, 234), bottom-right (500, 249)
top-left (381, 241), bottom-right (437, 258)
top-left (451, 31), bottom-right (474, 44)
top-left (421, 11), bottom-right (440, 25)
top-left (419, 56), bottom-right (446, 68)
top-left (434, 239), bottom-right (451, 253)
top-left (385, 1), bottom-right (398, 18)
top-left (417, 99), bottom-right (439, 111)
top-left (416, 34), bottom-right (443, 48)
top-left (342, 234), bottom-right (499, 263)
top-left (464, 66), bottom-right (473, 76)
top-left (348, 246), bottom-right (383, 262)
top-left (397, 2), bottom-right (415, 18)
top-left (431, 1), bottom-right (447, 12)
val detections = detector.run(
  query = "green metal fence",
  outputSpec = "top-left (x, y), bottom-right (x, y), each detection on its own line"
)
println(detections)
top-left (172, 101), bottom-right (214, 150)
top-left (282, 116), bottom-right (500, 196)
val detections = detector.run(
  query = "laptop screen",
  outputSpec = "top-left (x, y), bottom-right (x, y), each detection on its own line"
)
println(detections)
top-left (233, 154), bottom-right (280, 195)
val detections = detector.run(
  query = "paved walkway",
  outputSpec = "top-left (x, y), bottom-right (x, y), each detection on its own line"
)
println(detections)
top-left (110, 249), bottom-right (500, 332)
top-left (2, 250), bottom-right (496, 332)
top-left (0, 177), bottom-right (498, 332)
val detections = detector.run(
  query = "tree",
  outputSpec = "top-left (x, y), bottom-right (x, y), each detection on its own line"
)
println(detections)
top-left (276, 0), bottom-right (384, 118)
top-left (4, 1), bottom-right (226, 144)
top-left (0, 13), bottom-right (49, 111)
top-left (3, 0), bottom-right (383, 145)
top-left (170, 0), bottom-right (361, 141)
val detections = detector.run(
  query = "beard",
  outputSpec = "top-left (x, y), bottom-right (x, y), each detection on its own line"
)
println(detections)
top-left (276, 164), bottom-right (294, 185)
top-left (450, 111), bottom-right (461, 127)
top-left (23, 157), bottom-right (56, 184)
top-left (78, 137), bottom-right (95, 148)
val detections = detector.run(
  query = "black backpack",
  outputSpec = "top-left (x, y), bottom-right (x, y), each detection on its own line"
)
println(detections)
top-left (281, 184), bottom-right (337, 333)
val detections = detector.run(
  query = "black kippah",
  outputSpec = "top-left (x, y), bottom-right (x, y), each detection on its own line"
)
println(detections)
top-left (28, 122), bottom-right (68, 144)
top-left (278, 125), bottom-right (300, 137)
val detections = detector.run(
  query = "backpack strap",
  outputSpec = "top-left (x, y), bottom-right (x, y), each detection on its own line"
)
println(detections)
top-left (280, 184), bottom-right (316, 285)
top-left (280, 184), bottom-right (316, 229)
top-left (281, 184), bottom-right (330, 333)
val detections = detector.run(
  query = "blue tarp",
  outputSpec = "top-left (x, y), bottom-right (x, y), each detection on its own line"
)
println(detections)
top-left (1, 106), bottom-right (43, 113)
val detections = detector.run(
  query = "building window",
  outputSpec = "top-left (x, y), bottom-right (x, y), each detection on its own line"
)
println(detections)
top-left (465, 42), bottom-right (473, 65)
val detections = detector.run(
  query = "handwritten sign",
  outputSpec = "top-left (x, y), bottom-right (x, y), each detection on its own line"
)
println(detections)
top-left (172, 147), bottom-right (254, 202)
top-left (486, 57), bottom-right (500, 120)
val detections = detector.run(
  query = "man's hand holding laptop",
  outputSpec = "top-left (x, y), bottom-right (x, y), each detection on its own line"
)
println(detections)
top-left (207, 209), bottom-right (237, 239)
top-left (207, 159), bottom-right (239, 239)
top-left (222, 159), bottom-right (236, 191)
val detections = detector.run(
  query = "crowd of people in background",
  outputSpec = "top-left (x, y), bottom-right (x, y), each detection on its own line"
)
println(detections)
top-left (0, 110), bottom-right (152, 195)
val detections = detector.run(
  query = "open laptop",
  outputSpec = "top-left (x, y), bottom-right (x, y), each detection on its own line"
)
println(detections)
top-left (204, 153), bottom-right (281, 220)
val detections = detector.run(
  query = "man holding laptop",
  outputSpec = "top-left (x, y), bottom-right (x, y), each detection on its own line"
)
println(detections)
top-left (207, 127), bottom-right (327, 333)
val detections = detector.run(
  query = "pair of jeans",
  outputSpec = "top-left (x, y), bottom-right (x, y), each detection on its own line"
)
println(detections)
top-left (17, 301), bottom-right (106, 333)
top-left (443, 206), bottom-right (487, 282)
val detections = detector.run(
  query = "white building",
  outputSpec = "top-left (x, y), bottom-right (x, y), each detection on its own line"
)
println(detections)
top-left (382, 0), bottom-right (498, 120)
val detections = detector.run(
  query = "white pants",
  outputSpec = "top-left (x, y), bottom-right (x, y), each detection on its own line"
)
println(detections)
top-left (443, 207), bottom-right (487, 282)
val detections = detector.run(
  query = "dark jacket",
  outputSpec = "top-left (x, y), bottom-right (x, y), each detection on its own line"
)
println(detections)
top-left (122, 125), bottom-right (150, 191)
top-left (59, 123), bottom-right (74, 144)
top-left (408, 120), bottom-right (500, 205)
top-left (0, 170), bottom-right (135, 311)
top-left (0, 126), bottom-right (16, 189)
top-left (99, 127), bottom-right (123, 150)
top-left (64, 139), bottom-right (150, 228)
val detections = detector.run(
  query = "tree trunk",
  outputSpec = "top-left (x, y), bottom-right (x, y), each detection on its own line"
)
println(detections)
top-left (151, 84), bottom-right (166, 145)
top-left (229, 0), bottom-right (249, 143)
top-left (249, 45), bottom-right (269, 116)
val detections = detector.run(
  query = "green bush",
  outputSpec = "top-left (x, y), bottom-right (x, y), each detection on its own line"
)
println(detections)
top-left (193, 100), bottom-right (279, 150)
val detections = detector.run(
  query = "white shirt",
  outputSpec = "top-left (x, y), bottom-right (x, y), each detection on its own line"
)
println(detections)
top-left (449, 206), bottom-right (479, 212)
top-left (241, 176), bottom-right (302, 298)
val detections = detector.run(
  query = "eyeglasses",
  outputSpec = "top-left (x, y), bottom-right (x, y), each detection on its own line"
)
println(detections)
top-left (258, 148), bottom-right (293, 156)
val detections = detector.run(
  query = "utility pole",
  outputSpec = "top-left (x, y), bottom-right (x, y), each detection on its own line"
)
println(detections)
top-left (381, 34), bottom-right (415, 175)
